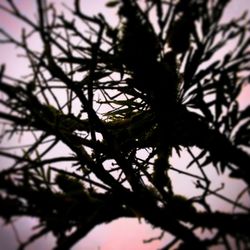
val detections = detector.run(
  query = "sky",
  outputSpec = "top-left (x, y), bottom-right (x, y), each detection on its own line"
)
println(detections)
top-left (0, 1), bottom-right (250, 250)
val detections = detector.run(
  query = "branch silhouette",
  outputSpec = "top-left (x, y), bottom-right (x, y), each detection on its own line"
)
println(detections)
top-left (0, 0), bottom-right (250, 249)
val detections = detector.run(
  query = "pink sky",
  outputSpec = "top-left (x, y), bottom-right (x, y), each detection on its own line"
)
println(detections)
top-left (0, 1), bottom-right (250, 250)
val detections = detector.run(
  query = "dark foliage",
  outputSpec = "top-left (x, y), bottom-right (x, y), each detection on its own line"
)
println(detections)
top-left (0, 0), bottom-right (250, 249)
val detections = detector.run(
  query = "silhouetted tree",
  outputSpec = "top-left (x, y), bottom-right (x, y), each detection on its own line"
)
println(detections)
top-left (0, 0), bottom-right (250, 249)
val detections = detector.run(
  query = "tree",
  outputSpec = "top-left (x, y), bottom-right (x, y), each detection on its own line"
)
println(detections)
top-left (0, 0), bottom-right (250, 249)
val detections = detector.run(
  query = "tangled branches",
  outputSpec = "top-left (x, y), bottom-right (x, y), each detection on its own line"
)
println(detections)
top-left (0, 0), bottom-right (250, 249)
